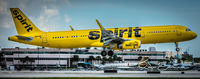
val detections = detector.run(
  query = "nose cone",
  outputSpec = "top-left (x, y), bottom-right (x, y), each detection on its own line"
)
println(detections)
top-left (8, 37), bottom-right (10, 40)
top-left (192, 32), bottom-right (197, 39)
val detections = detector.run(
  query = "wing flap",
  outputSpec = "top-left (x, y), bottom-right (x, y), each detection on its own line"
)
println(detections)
top-left (96, 19), bottom-right (134, 48)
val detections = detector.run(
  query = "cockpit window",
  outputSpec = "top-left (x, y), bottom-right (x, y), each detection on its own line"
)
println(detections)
top-left (186, 28), bottom-right (191, 31)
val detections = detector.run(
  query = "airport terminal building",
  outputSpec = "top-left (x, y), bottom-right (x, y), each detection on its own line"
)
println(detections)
top-left (0, 48), bottom-right (166, 70)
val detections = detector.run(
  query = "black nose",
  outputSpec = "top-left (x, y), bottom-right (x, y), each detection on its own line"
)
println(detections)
top-left (8, 37), bottom-right (10, 40)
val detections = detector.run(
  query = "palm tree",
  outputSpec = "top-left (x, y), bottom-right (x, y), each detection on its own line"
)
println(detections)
top-left (29, 58), bottom-right (35, 66)
top-left (72, 55), bottom-right (79, 67)
top-left (108, 56), bottom-right (114, 63)
top-left (138, 56), bottom-right (142, 61)
top-left (117, 57), bottom-right (122, 63)
top-left (166, 57), bottom-right (170, 64)
top-left (101, 57), bottom-right (107, 65)
top-left (25, 56), bottom-right (30, 64)
top-left (113, 55), bottom-right (118, 62)
top-left (20, 56), bottom-right (30, 69)
top-left (96, 56), bottom-right (101, 64)
top-left (0, 53), bottom-right (4, 63)
top-left (0, 53), bottom-right (5, 67)
top-left (88, 56), bottom-right (95, 65)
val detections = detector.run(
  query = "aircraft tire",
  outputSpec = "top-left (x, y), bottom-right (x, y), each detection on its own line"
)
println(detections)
top-left (176, 48), bottom-right (180, 52)
top-left (101, 51), bottom-right (107, 56)
top-left (108, 50), bottom-right (114, 56)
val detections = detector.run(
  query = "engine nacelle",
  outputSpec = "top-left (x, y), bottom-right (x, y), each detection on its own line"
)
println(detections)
top-left (118, 40), bottom-right (141, 49)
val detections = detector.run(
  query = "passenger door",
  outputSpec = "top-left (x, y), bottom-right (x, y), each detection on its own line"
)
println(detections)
top-left (176, 27), bottom-right (182, 36)
top-left (42, 34), bottom-right (48, 46)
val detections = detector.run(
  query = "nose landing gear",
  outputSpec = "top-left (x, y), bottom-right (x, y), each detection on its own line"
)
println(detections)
top-left (175, 42), bottom-right (180, 52)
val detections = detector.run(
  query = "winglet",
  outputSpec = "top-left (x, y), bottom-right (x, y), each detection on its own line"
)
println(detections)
top-left (96, 19), bottom-right (105, 30)
top-left (69, 25), bottom-right (74, 31)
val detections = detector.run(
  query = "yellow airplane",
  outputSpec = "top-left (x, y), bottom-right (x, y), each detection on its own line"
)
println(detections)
top-left (8, 8), bottom-right (197, 56)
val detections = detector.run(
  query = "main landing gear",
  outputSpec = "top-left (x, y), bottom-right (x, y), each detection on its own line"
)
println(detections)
top-left (101, 48), bottom-right (114, 57)
top-left (175, 42), bottom-right (180, 52)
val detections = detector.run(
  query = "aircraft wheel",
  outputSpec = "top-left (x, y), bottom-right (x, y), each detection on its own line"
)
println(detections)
top-left (108, 50), bottom-right (114, 57)
top-left (101, 51), bottom-right (107, 56)
top-left (176, 48), bottom-right (180, 52)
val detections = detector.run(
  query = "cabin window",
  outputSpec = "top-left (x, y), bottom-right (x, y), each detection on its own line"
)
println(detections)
top-left (53, 37), bottom-right (54, 39)
top-left (186, 29), bottom-right (191, 31)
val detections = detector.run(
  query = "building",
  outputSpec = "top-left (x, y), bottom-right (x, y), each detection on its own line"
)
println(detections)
top-left (0, 48), bottom-right (166, 70)
top-left (149, 47), bottom-right (156, 51)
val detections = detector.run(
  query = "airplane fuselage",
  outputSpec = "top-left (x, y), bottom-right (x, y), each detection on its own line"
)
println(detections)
top-left (9, 25), bottom-right (197, 49)
top-left (8, 8), bottom-right (197, 50)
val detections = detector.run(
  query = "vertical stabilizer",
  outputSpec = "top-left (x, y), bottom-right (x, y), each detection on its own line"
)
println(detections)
top-left (10, 8), bottom-right (43, 35)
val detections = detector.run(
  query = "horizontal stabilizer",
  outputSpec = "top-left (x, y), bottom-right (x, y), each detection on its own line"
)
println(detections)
top-left (16, 35), bottom-right (33, 41)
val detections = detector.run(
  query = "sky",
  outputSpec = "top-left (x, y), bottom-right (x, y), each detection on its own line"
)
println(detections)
top-left (0, 0), bottom-right (199, 57)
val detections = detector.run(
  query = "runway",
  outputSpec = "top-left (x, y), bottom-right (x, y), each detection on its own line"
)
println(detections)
top-left (1, 71), bottom-right (200, 78)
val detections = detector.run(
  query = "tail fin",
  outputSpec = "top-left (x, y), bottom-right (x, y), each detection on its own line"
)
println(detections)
top-left (10, 8), bottom-right (43, 35)
top-left (140, 56), bottom-right (149, 62)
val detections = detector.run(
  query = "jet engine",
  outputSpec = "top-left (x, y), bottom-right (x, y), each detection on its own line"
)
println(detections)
top-left (118, 40), bottom-right (141, 49)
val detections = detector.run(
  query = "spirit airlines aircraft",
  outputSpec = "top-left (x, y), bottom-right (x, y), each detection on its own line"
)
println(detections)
top-left (8, 8), bottom-right (197, 56)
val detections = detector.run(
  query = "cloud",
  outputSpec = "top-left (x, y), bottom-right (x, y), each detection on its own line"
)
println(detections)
top-left (0, 0), bottom-right (8, 15)
top-left (65, 0), bottom-right (71, 7)
top-left (31, 5), bottom-right (71, 32)
top-left (0, 0), bottom-right (13, 29)
top-left (64, 14), bottom-right (71, 24)
top-left (34, 6), bottom-right (60, 31)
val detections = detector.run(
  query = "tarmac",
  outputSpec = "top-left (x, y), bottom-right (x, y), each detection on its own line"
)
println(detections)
top-left (0, 71), bottom-right (200, 78)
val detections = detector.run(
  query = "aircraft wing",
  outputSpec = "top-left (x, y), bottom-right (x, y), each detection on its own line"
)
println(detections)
top-left (16, 35), bottom-right (33, 41)
top-left (96, 19), bottom-right (132, 48)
